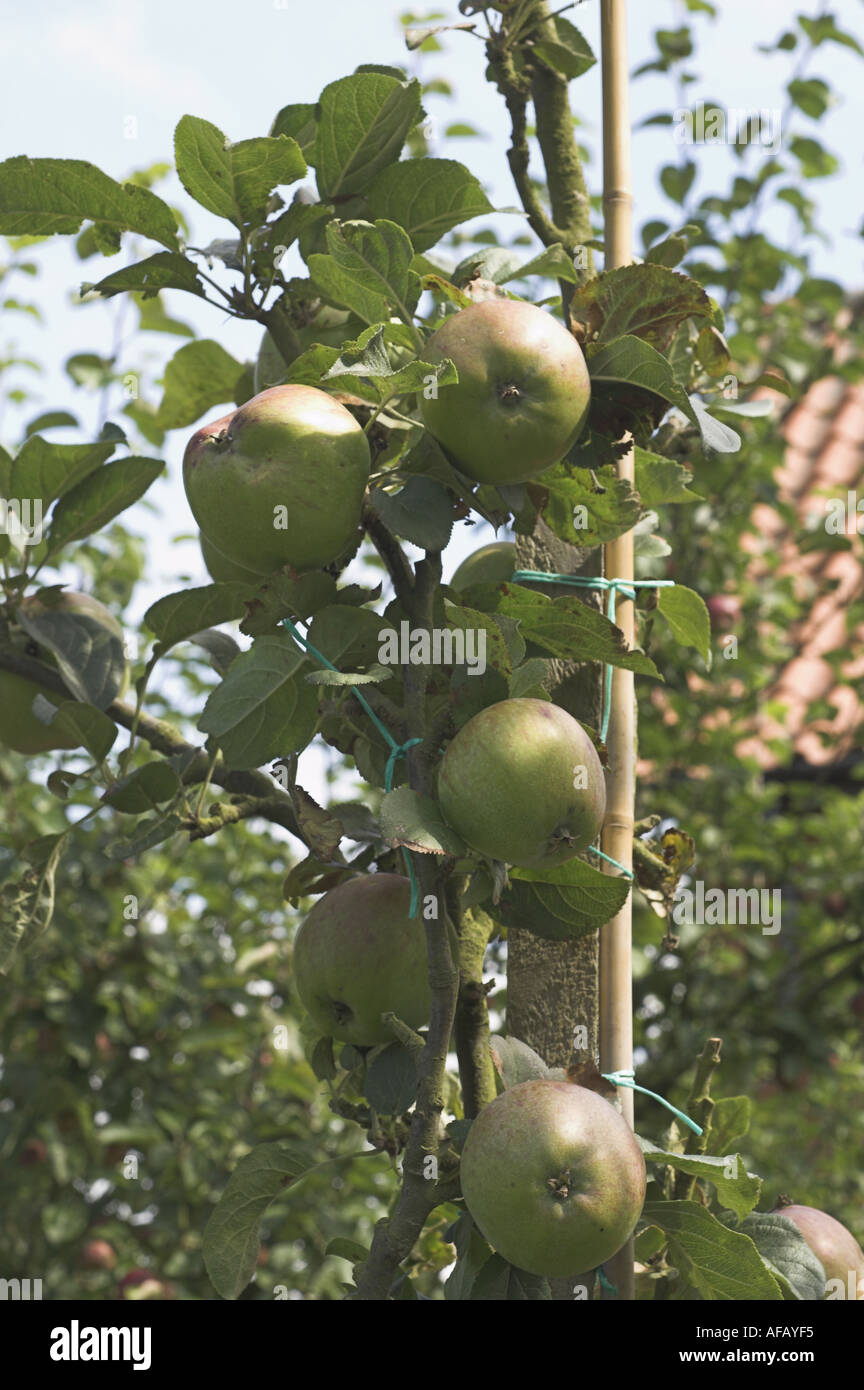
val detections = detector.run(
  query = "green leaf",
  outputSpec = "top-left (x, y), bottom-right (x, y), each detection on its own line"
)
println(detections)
top-left (660, 161), bottom-right (697, 205)
top-left (379, 787), bottom-right (465, 857)
top-left (367, 157), bottom-right (493, 252)
top-left (315, 73), bottom-right (423, 200)
top-left (0, 156), bottom-right (179, 251)
top-left (103, 762), bottom-right (181, 814)
top-left (489, 1036), bottom-right (550, 1088)
top-left (46, 456), bottom-right (164, 554)
top-left (643, 1200), bottom-right (783, 1300)
top-left (325, 1237), bottom-right (369, 1265)
top-left (572, 263), bottom-right (711, 353)
top-left (17, 604), bottom-right (126, 709)
top-left (42, 1197), bottom-right (89, 1244)
top-left (496, 859), bottom-right (632, 941)
top-left (738, 1212), bottom-right (827, 1301)
top-left (174, 116), bottom-right (306, 226)
top-left (23, 411), bottom-right (78, 438)
top-left (532, 17), bottom-right (596, 80)
top-left (104, 812), bottom-right (183, 861)
top-left (197, 633), bottom-right (317, 770)
top-left (705, 1095), bottom-right (751, 1154)
top-left (32, 699), bottom-right (117, 760)
top-left (634, 448), bottom-right (700, 506)
top-left (798, 15), bottom-right (863, 56)
top-left (445, 599), bottom-right (517, 678)
top-left (155, 340), bottom-right (247, 429)
top-left (304, 604), bottom-right (387, 670)
top-left (789, 136), bottom-right (839, 179)
top-left (368, 476), bottom-right (454, 550)
top-left (364, 1043), bottom-right (417, 1114)
top-left (82, 251), bottom-right (205, 300)
top-left (8, 436), bottom-right (114, 509)
top-left (509, 656), bottom-right (549, 699)
top-left (656, 585), bottom-right (710, 662)
top-left (203, 1142), bottom-right (318, 1299)
top-left (589, 335), bottom-right (740, 455)
top-left (695, 323), bottom-right (730, 377)
top-left (473, 582), bottom-right (660, 677)
top-left (270, 107), bottom-right (317, 168)
top-left (506, 242), bottom-right (583, 285)
top-left (0, 832), bottom-right (67, 972)
top-left (787, 78), bottom-right (831, 120)
top-left (468, 1254), bottom-right (552, 1300)
top-left (528, 463), bottom-right (643, 547)
top-left (634, 1224), bottom-right (666, 1261)
top-left (444, 1213), bottom-right (494, 1301)
top-left (309, 218), bottom-right (421, 326)
top-left (643, 1149), bottom-right (761, 1219)
top-left (143, 584), bottom-right (250, 651)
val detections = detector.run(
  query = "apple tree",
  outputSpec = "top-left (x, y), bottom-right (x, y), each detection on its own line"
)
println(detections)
top-left (1, 0), bottom-right (862, 1301)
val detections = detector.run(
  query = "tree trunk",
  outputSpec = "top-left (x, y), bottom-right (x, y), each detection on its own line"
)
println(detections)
top-left (506, 521), bottom-right (604, 1070)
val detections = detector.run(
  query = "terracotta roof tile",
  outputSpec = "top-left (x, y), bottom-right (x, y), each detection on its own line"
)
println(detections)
top-left (734, 375), bottom-right (864, 769)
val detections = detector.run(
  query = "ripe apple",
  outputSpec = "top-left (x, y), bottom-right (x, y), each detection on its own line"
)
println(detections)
top-left (0, 591), bottom-right (126, 754)
top-left (81, 1239), bottom-right (116, 1271)
top-left (420, 299), bottom-right (591, 485)
top-left (183, 384), bottom-right (370, 576)
top-left (450, 541), bottom-right (517, 591)
top-left (460, 1080), bottom-right (646, 1277)
top-left (292, 874), bottom-right (430, 1046)
top-left (775, 1203), bottom-right (864, 1298)
top-left (438, 697), bottom-right (606, 868)
top-left (199, 532), bottom-right (262, 585)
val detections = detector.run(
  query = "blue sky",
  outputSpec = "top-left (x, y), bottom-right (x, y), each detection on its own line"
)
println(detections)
top-left (1, 0), bottom-right (862, 619)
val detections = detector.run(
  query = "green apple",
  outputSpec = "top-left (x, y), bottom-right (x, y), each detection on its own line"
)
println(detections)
top-left (292, 874), bottom-right (430, 1046)
top-left (460, 1080), bottom-right (646, 1278)
top-left (776, 1203), bottom-right (864, 1298)
top-left (183, 384), bottom-right (370, 576)
top-left (0, 591), bottom-right (126, 754)
top-left (420, 299), bottom-right (591, 485)
top-left (199, 532), bottom-right (261, 585)
top-left (450, 541), bottom-right (517, 591)
top-left (438, 697), bottom-right (606, 868)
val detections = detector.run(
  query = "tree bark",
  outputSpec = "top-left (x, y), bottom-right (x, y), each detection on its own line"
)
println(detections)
top-left (506, 520), bottom-right (604, 1070)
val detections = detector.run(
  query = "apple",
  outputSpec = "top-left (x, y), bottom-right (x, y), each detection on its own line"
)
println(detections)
top-left (438, 698), bottom-right (606, 868)
top-left (199, 531), bottom-right (262, 585)
top-left (183, 384), bottom-right (370, 576)
top-left (118, 1268), bottom-right (173, 1300)
top-left (460, 1080), bottom-right (646, 1277)
top-left (706, 594), bottom-right (741, 629)
top-left (775, 1203), bottom-right (864, 1298)
top-left (18, 1137), bottom-right (47, 1166)
top-left (420, 299), bottom-right (591, 485)
top-left (292, 874), bottom-right (430, 1046)
top-left (0, 590), bottom-right (126, 754)
top-left (81, 1239), bottom-right (116, 1271)
top-left (450, 541), bottom-right (517, 591)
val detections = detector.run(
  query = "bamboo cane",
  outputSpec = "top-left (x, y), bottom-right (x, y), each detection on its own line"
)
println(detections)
top-left (598, 0), bottom-right (636, 1303)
